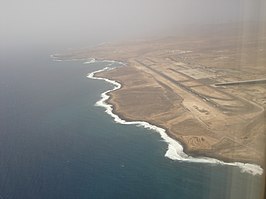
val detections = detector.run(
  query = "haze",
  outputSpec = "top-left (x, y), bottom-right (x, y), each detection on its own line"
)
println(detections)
top-left (1, 0), bottom-right (265, 50)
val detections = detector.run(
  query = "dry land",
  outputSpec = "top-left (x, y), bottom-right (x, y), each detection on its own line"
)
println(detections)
top-left (56, 23), bottom-right (266, 166)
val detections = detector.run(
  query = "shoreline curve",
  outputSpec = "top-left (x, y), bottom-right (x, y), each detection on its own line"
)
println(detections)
top-left (50, 55), bottom-right (263, 176)
top-left (85, 62), bottom-right (263, 176)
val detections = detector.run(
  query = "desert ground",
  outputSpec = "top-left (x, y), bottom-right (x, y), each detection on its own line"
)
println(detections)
top-left (56, 23), bottom-right (266, 166)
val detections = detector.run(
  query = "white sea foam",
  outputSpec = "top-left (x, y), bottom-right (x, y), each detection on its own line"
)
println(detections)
top-left (84, 59), bottom-right (125, 67)
top-left (48, 54), bottom-right (264, 176)
top-left (88, 65), bottom-right (264, 176)
top-left (51, 54), bottom-right (126, 66)
top-left (87, 65), bottom-right (264, 176)
top-left (84, 58), bottom-right (96, 64)
top-left (50, 53), bottom-right (264, 176)
top-left (101, 60), bottom-right (126, 66)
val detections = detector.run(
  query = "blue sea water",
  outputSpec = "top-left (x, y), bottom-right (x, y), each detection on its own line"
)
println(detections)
top-left (0, 48), bottom-right (263, 199)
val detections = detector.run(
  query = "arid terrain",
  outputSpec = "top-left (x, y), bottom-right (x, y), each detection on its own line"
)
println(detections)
top-left (56, 23), bottom-right (266, 166)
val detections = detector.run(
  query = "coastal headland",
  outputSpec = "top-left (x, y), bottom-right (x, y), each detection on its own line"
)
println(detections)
top-left (55, 23), bottom-right (266, 167)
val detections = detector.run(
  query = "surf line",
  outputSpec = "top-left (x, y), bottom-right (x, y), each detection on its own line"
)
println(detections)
top-left (86, 61), bottom-right (263, 176)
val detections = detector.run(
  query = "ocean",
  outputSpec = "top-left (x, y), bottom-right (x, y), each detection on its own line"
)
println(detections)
top-left (0, 48), bottom-right (263, 199)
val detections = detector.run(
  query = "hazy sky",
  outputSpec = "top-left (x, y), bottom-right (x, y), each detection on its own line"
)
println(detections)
top-left (1, 0), bottom-right (265, 49)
